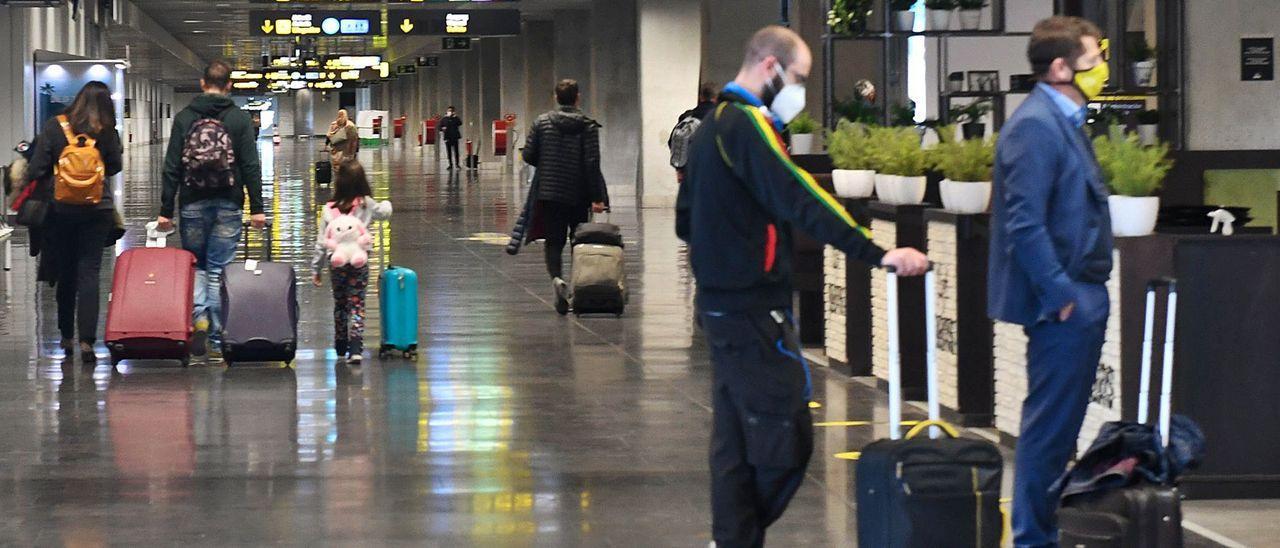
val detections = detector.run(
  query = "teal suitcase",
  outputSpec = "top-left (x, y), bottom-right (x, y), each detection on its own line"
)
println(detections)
top-left (378, 266), bottom-right (419, 359)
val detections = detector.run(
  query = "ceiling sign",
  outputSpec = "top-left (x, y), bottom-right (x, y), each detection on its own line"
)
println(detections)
top-left (396, 65), bottom-right (417, 75)
top-left (388, 0), bottom-right (518, 3)
top-left (249, 10), bottom-right (382, 37)
top-left (442, 37), bottom-right (471, 51)
top-left (417, 56), bottom-right (439, 67)
top-left (389, 9), bottom-right (520, 36)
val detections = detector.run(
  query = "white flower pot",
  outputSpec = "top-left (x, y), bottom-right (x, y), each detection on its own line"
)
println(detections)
top-left (958, 9), bottom-right (982, 30)
top-left (1137, 124), bottom-right (1159, 146)
top-left (928, 9), bottom-right (952, 30)
top-left (940, 179), bottom-right (992, 214)
top-left (1108, 195), bottom-right (1160, 237)
top-left (1132, 60), bottom-right (1156, 87)
top-left (895, 11), bottom-right (917, 32)
top-left (874, 173), bottom-right (899, 203)
top-left (790, 133), bottom-right (815, 155)
top-left (833, 169), bottom-right (876, 198)
top-left (896, 175), bottom-right (928, 205)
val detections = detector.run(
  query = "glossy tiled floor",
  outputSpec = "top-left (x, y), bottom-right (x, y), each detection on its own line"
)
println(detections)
top-left (0, 140), bottom-right (1257, 546)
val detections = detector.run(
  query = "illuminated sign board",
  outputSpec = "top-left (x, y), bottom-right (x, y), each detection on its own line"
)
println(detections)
top-left (249, 10), bottom-right (381, 37)
top-left (389, 9), bottom-right (520, 36)
top-left (442, 37), bottom-right (471, 50)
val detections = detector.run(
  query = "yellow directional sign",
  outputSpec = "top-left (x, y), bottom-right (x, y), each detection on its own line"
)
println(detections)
top-left (400, 18), bottom-right (414, 33)
top-left (261, 20), bottom-right (274, 34)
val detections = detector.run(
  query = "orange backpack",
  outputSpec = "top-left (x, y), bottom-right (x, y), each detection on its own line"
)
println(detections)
top-left (53, 114), bottom-right (105, 205)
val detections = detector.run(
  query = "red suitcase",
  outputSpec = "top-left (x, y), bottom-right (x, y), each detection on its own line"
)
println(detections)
top-left (105, 248), bottom-right (197, 366)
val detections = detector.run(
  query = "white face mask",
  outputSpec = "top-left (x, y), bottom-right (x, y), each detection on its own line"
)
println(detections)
top-left (769, 64), bottom-right (806, 124)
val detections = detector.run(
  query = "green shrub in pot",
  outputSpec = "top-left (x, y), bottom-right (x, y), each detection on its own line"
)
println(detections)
top-left (827, 120), bottom-right (874, 171)
top-left (878, 126), bottom-right (928, 177)
top-left (1093, 129), bottom-right (1173, 196)
top-left (786, 112), bottom-right (820, 135)
top-left (828, 0), bottom-right (874, 35)
top-left (931, 133), bottom-right (995, 182)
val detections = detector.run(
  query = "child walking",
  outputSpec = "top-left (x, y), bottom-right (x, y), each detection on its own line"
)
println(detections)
top-left (313, 161), bottom-right (392, 365)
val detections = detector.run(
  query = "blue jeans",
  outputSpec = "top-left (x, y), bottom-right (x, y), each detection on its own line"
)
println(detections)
top-left (1013, 282), bottom-right (1109, 547)
top-left (180, 199), bottom-right (242, 343)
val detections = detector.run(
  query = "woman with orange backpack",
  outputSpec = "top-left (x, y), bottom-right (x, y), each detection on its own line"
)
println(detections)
top-left (24, 81), bottom-right (123, 364)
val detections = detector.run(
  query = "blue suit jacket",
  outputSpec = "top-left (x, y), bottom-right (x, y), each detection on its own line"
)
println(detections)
top-left (988, 87), bottom-right (1114, 326)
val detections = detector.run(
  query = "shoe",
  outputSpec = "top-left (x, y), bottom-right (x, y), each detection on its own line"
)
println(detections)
top-left (60, 339), bottom-right (76, 360)
top-left (191, 318), bottom-right (210, 357)
top-left (207, 346), bottom-right (225, 364)
top-left (335, 340), bottom-right (349, 358)
top-left (347, 353), bottom-right (363, 366)
top-left (79, 342), bottom-right (96, 364)
top-left (553, 277), bottom-right (570, 316)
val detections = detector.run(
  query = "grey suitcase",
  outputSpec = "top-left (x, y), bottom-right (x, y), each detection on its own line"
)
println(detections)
top-left (570, 244), bottom-right (626, 316)
top-left (220, 221), bottom-right (298, 364)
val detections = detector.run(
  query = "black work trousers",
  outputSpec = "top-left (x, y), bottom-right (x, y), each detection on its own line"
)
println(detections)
top-left (51, 207), bottom-right (113, 344)
top-left (540, 200), bottom-right (584, 280)
top-left (445, 139), bottom-right (460, 167)
top-left (700, 308), bottom-right (814, 548)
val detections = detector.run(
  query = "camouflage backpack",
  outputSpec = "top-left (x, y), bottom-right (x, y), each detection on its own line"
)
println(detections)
top-left (181, 117), bottom-right (236, 191)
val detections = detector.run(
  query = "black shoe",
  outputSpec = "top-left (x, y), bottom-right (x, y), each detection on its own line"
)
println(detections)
top-left (80, 342), bottom-right (96, 364)
top-left (335, 340), bottom-right (349, 358)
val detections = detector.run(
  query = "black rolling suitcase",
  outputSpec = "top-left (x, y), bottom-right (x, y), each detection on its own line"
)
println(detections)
top-left (1057, 279), bottom-right (1185, 548)
top-left (856, 267), bottom-right (1004, 548)
top-left (315, 160), bottom-right (332, 185)
top-left (220, 220), bottom-right (298, 365)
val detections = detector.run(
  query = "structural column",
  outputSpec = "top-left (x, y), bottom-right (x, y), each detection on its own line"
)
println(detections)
top-left (590, 0), bottom-right (640, 201)
top-left (523, 20), bottom-right (556, 129)
top-left (479, 38), bottom-right (502, 162)
top-left (638, 0), bottom-right (702, 208)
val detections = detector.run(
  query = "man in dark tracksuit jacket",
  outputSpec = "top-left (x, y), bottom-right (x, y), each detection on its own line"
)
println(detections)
top-left (677, 27), bottom-right (928, 547)
top-left (440, 106), bottom-right (462, 169)
top-left (156, 60), bottom-right (265, 359)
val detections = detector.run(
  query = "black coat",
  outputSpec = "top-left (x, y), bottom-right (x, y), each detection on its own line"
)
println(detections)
top-left (439, 115), bottom-right (462, 142)
top-left (521, 107), bottom-right (608, 208)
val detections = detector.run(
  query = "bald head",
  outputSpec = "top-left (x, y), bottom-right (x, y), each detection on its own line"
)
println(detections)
top-left (734, 26), bottom-right (812, 103)
top-left (741, 26), bottom-right (807, 72)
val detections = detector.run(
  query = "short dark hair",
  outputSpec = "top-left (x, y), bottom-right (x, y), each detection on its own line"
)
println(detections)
top-left (1028, 16), bottom-right (1104, 78)
top-left (203, 60), bottom-right (232, 91)
top-left (555, 79), bottom-right (579, 106)
top-left (741, 26), bottom-right (804, 71)
top-left (698, 82), bottom-right (718, 102)
top-left (447, 105), bottom-right (455, 110)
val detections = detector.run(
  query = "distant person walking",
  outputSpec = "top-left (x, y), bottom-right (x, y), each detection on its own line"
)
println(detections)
top-left (521, 79), bottom-right (608, 314)
top-left (156, 59), bottom-right (266, 362)
top-left (25, 81), bottom-right (124, 364)
top-left (440, 106), bottom-right (462, 170)
top-left (327, 109), bottom-right (359, 166)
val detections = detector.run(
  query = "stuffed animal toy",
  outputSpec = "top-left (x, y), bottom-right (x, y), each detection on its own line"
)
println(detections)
top-left (325, 213), bottom-right (371, 268)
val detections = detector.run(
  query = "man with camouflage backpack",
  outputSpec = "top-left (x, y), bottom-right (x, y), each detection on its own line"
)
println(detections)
top-left (156, 60), bottom-right (265, 361)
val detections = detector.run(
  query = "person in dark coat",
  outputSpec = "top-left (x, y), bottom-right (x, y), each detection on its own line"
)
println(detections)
top-left (439, 106), bottom-right (462, 169)
top-left (521, 79), bottom-right (608, 312)
top-left (25, 81), bottom-right (124, 364)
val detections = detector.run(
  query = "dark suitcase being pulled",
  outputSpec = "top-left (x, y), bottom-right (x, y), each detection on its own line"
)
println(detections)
top-left (220, 221), bottom-right (298, 364)
top-left (316, 160), bottom-right (332, 184)
top-left (856, 268), bottom-right (1003, 548)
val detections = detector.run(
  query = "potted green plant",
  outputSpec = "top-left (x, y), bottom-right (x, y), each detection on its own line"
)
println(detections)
top-left (956, 0), bottom-right (985, 30)
top-left (1130, 40), bottom-right (1157, 87)
top-left (872, 126), bottom-right (929, 205)
top-left (1136, 109), bottom-right (1160, 146)
top-left (786, 112), bottom-right (820, 155)
top-left (949, 100), bottom-right (992, 140)
top-left (931, 127), bottom-right (996, 213)
top-left (835, 96), bottom-right (880, 125)
top-left (828, 0), bottom-right (874, 35)
top-left (827, 120), bottom-right (877, 198)
top-left (891, 0), bottom-right (918, 32)
top-left (1093, 128), bottom-right (1174, 236)
top-left (925, 0), bottom-right (955, 30)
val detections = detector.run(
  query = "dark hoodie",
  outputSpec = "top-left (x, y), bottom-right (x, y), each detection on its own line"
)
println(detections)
top-left (521, 106), bottom-right (608, 207)
top-left (160, 93), bottom-right (264, 218)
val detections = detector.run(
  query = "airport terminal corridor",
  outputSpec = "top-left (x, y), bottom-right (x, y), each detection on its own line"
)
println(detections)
top-left (0, 142), bottom-right (1264, 546)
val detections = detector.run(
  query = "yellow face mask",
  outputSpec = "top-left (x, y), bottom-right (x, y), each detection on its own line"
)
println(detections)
top-left (1073, 39), bottom-right (1110, 100)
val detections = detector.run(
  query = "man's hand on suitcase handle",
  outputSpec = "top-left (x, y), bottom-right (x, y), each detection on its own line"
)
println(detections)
top-left (156, 216), bottom-right (174, 232)
top-left (881, 248), bottom-right (930, 277)
top-left (591, 202), bottom-right (607, 214)
top-left (249, 213), bottom-right (267, 229)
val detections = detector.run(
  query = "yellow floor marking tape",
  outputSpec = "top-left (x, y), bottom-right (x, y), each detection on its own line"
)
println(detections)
top-left (833, 451), bottom-right (861, 460)
top-left (808, 401), bottom-right (823, 409)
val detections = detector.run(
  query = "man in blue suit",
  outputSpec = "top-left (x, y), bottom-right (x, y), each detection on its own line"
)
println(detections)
top-left (988, 16), bottom-right (1113, 547)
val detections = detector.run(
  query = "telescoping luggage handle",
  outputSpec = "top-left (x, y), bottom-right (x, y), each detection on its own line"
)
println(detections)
top-left (884, 264), bottom-right (943, 440)
top-left (241, 219), bottom-right (274, 262)
top-left (1139, 278), bottom-right (1178, 448)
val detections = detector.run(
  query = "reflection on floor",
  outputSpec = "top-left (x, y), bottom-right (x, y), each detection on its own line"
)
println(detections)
top-left (0, 140), bottom-right (1259, 546)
